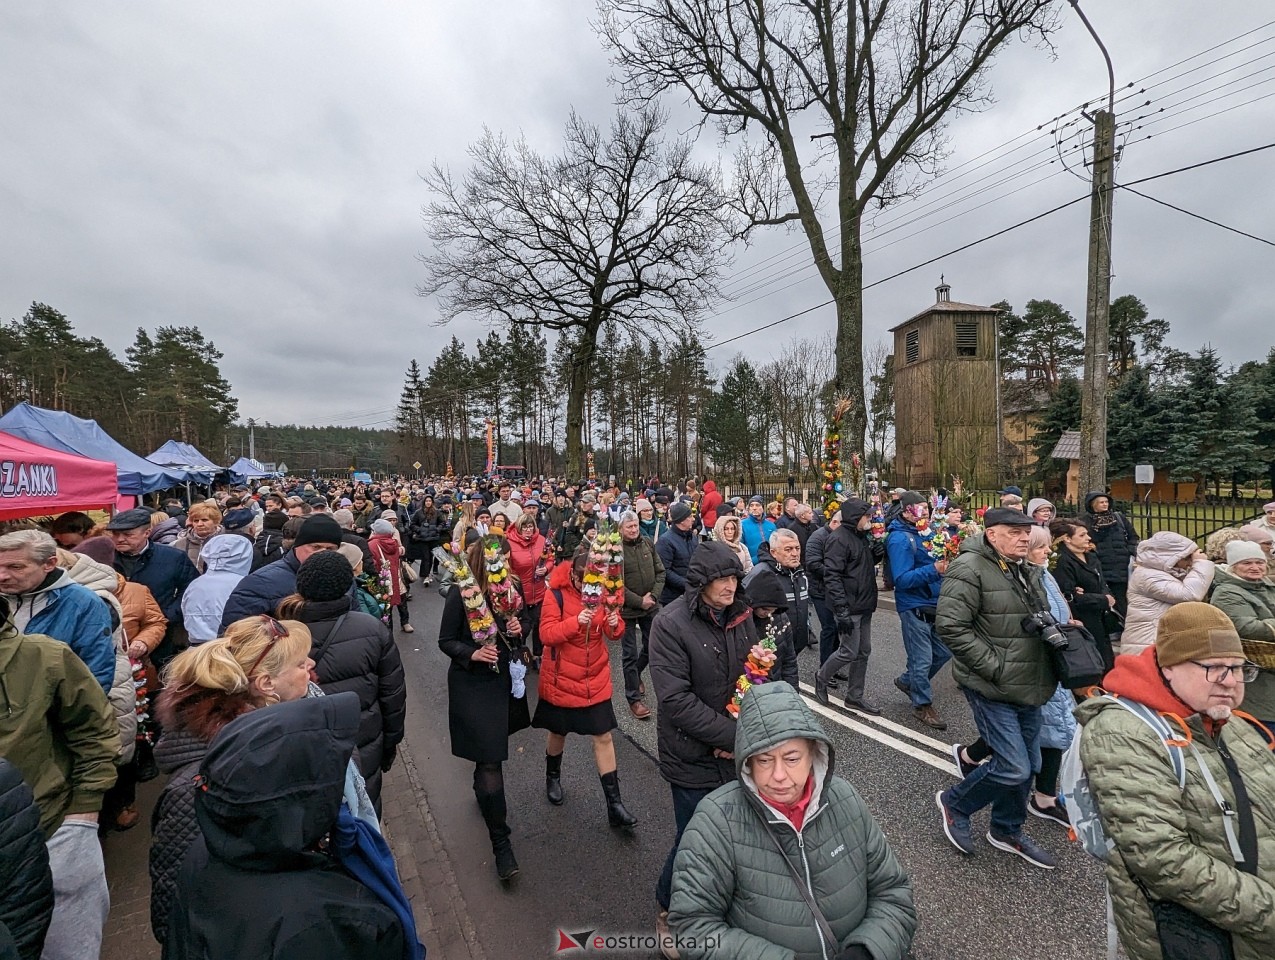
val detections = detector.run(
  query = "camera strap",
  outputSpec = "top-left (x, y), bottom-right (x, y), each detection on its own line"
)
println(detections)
top-left (993, 553), bottom-right (1046, 616)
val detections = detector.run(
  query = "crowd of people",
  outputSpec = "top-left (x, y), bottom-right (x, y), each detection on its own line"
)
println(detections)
top-left (1, 473), bottom-right (1273, 960)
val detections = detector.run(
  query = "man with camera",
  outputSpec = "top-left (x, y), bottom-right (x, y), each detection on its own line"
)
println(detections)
top-left (934, 508), bottom-right (1060, 869)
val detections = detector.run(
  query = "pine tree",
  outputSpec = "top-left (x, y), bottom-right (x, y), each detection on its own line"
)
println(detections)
top-left (1030, 376), bottom-right (1081, 494)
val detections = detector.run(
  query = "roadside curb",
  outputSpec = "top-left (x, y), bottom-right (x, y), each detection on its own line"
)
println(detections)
top-left (382, 735), bottom-right (486, 960)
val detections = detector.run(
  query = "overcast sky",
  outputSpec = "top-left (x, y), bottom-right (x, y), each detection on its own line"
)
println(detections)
top-left (1, 2), bottom-right (1271, 432)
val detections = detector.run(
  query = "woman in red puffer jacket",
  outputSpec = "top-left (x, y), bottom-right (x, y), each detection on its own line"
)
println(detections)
top-left (534, 551), bottom-right (637, 829)
top-left (506, 514), bottom-right (553, 663)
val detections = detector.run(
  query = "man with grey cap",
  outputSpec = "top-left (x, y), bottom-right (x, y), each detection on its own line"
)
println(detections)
top-left (1075, 603), bottom-right (1275, 960)
top-left (934, 507), bottom-right (1059, 870)
top-left (107, 506), bottom-right (200, 668)
top-left (219, 514), bottom-right (349, 630)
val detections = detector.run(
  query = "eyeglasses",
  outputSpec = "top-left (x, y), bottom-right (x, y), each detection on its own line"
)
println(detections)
top-left (246, 616), bottom-right (289, 677)
top-left (1190, 661), bottom-right (1260, 683)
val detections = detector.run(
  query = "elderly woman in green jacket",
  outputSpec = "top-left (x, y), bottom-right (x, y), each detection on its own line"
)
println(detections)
top-left (1211, 540), bottom-right (1275, 727)
top-left (669, 682), bottom-right (916, 960)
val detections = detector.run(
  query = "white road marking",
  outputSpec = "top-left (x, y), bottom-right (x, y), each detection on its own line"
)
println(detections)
top-left (801, 694), bottom-right (960, 776)
top-left (797, 682), bottom-right (954, 754)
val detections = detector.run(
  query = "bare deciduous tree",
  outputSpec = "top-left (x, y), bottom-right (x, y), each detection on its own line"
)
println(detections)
top-left (599, 0), bottom-right (1058, 460)
top-left (419, 106), bottom-right (734, 478)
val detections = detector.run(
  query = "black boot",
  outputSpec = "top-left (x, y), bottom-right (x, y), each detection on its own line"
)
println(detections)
top-left (545, 753), bottom-right (564, 806)
top-left (475, 785), bottom-right (519, 880)
top-left (600, 771), bottom-right (637, 828)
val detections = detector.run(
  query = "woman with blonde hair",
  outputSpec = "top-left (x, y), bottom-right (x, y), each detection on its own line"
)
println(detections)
top-left (174, 502), bottom-right (225, 571)
top-left (712, 513), bottom-right (752, 573)
top-left (147, 616), bottom-right (314, 946)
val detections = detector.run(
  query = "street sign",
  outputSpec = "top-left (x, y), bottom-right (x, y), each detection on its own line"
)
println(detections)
top-left (413, 461), bottom-right (422, 471)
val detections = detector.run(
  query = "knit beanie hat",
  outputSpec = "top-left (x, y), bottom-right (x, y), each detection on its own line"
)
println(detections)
top-left (898, 491), bottom-right (927, 510)
top-left (336, 543), bottom-right (363, 570)
top-left (295, 551), bottom-right (354, 602)
top-left (1154, 602), bottom-right (1243, 668)
top-left (263, 511), bottom-right (288, 531)
top-left (634, 498), bottom-right (653, 513)
top-left (293, 515), bottom-right (343, 548)
top-left (72, 536), bottom-right (116, 566)
top-left (669, 502), bottom-right (693, 524)
top-left (371, 519), bottom-right (395, 536)
top-left (1226, 540), bottom-right (1267, 566)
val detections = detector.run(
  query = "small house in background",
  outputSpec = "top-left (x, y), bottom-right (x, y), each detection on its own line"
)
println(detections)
top-left (1050, 430), bottom-right (1083, 503)
top-left (891, 280), bottom-right (1001, 489)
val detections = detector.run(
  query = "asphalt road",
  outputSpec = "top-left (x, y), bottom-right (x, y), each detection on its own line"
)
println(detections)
top-left (395, 584), bottom-right (1111, 960)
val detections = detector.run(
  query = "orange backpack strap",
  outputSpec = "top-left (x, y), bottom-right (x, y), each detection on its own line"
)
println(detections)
top-left (1232, 709), bottom-right (1275, 750)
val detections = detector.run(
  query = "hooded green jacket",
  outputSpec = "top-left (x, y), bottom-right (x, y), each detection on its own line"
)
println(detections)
top-left (1076, 650), bottom-right (1275, 960)
top-left (668, 683), bottom-right (916, 960)
top-left (1210, 567), bottom-right (1275, 721)
top-left (935, 533), bottom-right (1058, 706)
top-left (0, 619), bottom-right (118, 837)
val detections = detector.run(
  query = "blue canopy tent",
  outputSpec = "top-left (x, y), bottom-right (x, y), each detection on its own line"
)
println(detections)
top-left (0, 403), bottom-right (187, 496)
top-left (226, 457), bottom-right (281, 485)
top-left (146, 440), bottom-right (222, 485)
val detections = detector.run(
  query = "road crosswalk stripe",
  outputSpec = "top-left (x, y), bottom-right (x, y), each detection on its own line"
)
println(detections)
top-left (799, 692), bottom-right (960, 776)
top-left (797, 682), bottom-right (956, 755)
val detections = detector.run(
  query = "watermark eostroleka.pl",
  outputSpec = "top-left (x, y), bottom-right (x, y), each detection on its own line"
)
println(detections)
top-left (555, 927), bottom-right (720, 955)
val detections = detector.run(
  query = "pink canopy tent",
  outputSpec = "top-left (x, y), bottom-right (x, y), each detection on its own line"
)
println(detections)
top-left (0, 430), bottom-right (118, 521)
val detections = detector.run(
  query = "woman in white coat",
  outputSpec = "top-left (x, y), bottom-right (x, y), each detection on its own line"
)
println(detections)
top-left (1118, 530), bottom-right (1214, 656)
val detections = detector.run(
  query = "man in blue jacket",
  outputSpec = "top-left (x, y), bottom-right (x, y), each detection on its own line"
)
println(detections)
top-left (739, 496), bottom-right (776, 564)
top-left (219, 514), bottom-right (348, 630)
top-left (0, 529), bottom-right (115, 690)
top-left (885, 492), bottom-right (952, 730)
top-left (107, 508), bottom-right (200, 669)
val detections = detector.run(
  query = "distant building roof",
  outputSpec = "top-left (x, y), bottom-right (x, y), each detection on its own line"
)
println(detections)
top-left (1051, 430), bottom-right (1082, 460)
top-left (888, 280), bottom-right (997, 332)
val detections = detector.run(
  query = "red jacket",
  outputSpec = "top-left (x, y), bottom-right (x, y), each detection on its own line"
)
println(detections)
top-left (368, 534), bottom-right (403, 606)
top-left (700, 481), bottom-right (723, 528)
top-left (539, 562), bottom-right (623, 708)
top-left (506, 525), bottom-right (552, 606)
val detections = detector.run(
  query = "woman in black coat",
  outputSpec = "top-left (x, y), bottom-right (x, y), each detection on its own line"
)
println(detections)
top-left (276, 552), bottom-right (406, 810)
top-left (438, 537), bottom-right (530, 882)
top-left (0, 758), bottom-right (53, 960)
top-left (1049, 518), bottom-right (1117, 671)
top-left (405, 496), bottom-right (440, 580)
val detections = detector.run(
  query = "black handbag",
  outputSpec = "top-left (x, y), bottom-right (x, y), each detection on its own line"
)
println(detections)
top-left (1049, 623), bottom-right (1107, 689)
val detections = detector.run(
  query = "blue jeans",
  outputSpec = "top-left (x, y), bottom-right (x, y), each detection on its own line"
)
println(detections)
top-left (945, 689), bottom-right (1042, 836)
top-left (896, 609), bottom-right (951, 707)
top-left (811, 596), bottom-right (840, 666)
top-left (656, 784), bottom-right (715, 910)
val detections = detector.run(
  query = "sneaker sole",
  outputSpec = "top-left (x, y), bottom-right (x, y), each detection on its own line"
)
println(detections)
top-left (950, 744), bottom-right (970, 777)
top-left (985, 832), bottom-right (1056, 870)
top-left (935, 791), bottom-right (975, 855)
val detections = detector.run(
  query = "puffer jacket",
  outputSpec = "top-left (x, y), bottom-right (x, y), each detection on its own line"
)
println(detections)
top-left (669, 682), bottom-right (916, 960)
top-left (1076, 649), bottom-right (1275, 960)
top-left (1121, 532), bottom-right (1215, 656)
top-left (182, 535), bottom-right (253, 644)
top-left (712, 515), bottom-right (752, 574)
top-left (1083, 492), bottom-right (1139, 585)
top-left (61, 554), bottom-right (138, 763)
top-left (506, 525), bottom-right (551, 607)
top-left (884, 516), bottom-right (941, 613)
top-left (699, 481), bottom-right (723, 529)
top-left (1210, 567), bottom-right (1275, 721)
top-left (6, 570), bottom-right (116, 692)
top-left (656, 524), bottom-right (699, 604)
top-left (823, 500), bottom-right (881, 617)
top-left (148, 730), bottom-right (210, 945)
top-left (0, 758), bottom-right (53, 960)
top-left (539, 563), bottom-right (623, 708)
top-left (621, 533), bottom-right (665, 620)
top-left (935, 533), bottom-right (1058, 707)
top-left (804, 524), bottom-right (832, 601)
top-left (649, 542), bottom-right (756, 790)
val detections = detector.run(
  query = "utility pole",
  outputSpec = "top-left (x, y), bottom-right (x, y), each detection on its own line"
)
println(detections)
top-left (247, 418), bottom-right (256, 460)
top-left (1072, 0), bottom-right (1115, 497)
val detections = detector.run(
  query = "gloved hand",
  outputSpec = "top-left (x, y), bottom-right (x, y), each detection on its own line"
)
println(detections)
top-left (835, 608), bottom-right (855, 633)
top-left (380, 744), bottom-right (398, 773)
top-left (837, 945), bottom-right (873, 960)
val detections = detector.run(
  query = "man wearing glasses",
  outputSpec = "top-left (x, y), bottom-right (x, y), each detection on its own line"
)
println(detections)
top-left (1075, 602), bottom-right (1275, 960)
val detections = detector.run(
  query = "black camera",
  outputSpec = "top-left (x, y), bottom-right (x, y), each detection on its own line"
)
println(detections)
top-left (1022, 610), bottom-right (1069, 650)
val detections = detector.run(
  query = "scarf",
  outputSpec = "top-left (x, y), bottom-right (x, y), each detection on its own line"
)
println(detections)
top-left (331, 806), bottom-right (425, 960)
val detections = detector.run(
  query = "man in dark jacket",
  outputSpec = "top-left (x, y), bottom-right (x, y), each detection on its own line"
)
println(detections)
top-left (164, 694), bottom-right (413, 960)
top-left (655, 502), bottom-right (698, 605)
top-left (648, 541), bottom-right (755, 948)
top-left (804, 511), bottom-right (846, 688)
top-left (742, 528), bottom-right (810, 654)
top-left (107, 507), bottom-right (200, 669)
top-left (0, 757), bottom-right (54, 960)
top-left (1082, 491), bottom-right (1138, 629)
top-left (219, 515), bottom-right (347, 631)
top-left (886, 491), bottom-right (952, 730)
top-left (934, 508), bottom-right (1059, 870)
top-left (251, 510), bottom-right (289, 572)
top-left (741, 566), bottom-right (799, 688)
top-left (817, 499), bottom-right (884, 713)
top-left (620, 511), bottom-right (666, 720)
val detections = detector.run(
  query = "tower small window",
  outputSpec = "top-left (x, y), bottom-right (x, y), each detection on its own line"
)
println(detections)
top-left (905, 329), bottom-right (920, 364)
top-left (955, 320), bottom-right (978, 357)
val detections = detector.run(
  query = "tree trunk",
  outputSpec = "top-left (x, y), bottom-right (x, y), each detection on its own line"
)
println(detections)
top-left (832, 224), bottom-right (868, 461)
top-left (565, 331), bottom-right (599, 479)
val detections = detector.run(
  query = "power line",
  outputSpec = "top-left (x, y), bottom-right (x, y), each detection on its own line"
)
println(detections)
top-left (1121, 140), bottom-right (1275, 186)
top-left (1116, 184), bottom-right (1275, 247)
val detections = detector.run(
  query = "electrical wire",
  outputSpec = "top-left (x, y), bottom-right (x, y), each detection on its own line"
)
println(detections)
top-left (1116, 184), bottom-right (1275, 247)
